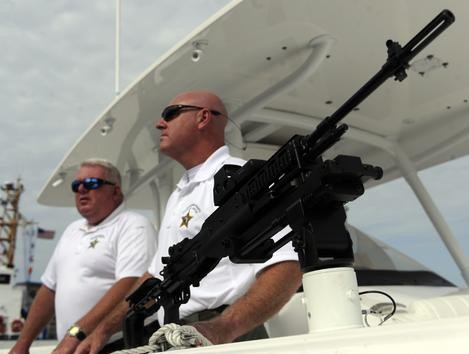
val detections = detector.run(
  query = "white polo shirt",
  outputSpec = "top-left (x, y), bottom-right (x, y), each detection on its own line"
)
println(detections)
top-left (148, 146), bottom-right (298, 324)
top-left (41, 204), bottom-right (157, 339)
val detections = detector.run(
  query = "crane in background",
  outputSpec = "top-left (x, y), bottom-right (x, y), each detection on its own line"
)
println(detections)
top-left (0, 179), bottom-right (25, 269)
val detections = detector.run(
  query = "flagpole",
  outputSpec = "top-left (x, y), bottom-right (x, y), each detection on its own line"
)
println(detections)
top-left (115, 0), bottom-right (121, 96)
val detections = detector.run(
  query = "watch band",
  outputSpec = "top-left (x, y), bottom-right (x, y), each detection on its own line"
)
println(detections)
top-left (67, 324), bottom-right (86, 341)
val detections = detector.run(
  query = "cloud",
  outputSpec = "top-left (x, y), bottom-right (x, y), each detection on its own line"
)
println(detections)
top-left (0, 0), bottom-right (231, 270)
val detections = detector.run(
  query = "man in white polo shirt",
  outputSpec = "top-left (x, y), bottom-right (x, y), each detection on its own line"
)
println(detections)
top-left (76, 91), bottom-right (302, 353)
top-left (147, 144), bottom-right (299, 337)
top-left (10, 159), bottom-right (157, 354)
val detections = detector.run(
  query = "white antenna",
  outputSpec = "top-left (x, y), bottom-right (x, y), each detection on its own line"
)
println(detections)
top-left (115, 0), bottom-right (121, 96)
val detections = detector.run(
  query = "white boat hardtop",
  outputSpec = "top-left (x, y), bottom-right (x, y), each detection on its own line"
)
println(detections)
top-left (21, 0), bottom-right (469, 353)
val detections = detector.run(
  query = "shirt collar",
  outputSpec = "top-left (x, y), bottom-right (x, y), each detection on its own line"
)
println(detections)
top-left (176, 146), bottom-right (231, 189)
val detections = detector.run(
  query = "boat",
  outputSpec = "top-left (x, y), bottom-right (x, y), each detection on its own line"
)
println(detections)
top-left (10, 0), bottom-right (469, 352)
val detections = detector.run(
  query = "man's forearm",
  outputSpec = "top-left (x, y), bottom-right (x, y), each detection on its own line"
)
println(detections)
top-left (10, 285), bottom-right (55, 353)
top-left (52, 277), bottom-right (142, 354)
top-left (96, 297), bottom-right (132, 336)
top-left (194, 261), bottom-right (302, 344)
top-left (73, 300), bottom-right (133, 354)
top-left (74, 272), bottom-right (155, 354)
top-left (73, 276), bottom-right (139, 335)
top-left (95, 272), bottom-right (154, 335)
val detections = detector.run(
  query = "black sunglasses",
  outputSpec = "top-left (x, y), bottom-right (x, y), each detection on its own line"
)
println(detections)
top-left (161, 104), bottom-right (224, 122)
top-left (71, 177), bottom-right (116, 193)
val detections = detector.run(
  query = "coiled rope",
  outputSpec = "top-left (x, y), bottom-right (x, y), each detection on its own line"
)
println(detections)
top-left (111, 323), bottom-right (212, 353)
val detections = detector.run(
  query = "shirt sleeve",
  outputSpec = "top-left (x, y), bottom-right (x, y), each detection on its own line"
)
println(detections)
top-left (114, 215), bottom-right (158, 279)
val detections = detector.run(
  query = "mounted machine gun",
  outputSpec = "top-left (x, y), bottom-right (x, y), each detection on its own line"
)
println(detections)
top-left (124, 9), bottom-right (455, 347)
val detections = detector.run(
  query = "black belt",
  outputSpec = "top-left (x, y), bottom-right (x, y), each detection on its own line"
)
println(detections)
top-left (181, 304), bottom-right (229, 324)
top-left (181, 305), bottom-right (269, 342)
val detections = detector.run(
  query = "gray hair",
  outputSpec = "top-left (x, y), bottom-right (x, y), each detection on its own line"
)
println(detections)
top-left (80, 158), bottom-right (122, 186)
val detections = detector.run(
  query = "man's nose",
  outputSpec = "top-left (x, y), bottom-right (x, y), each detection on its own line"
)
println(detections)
top-left (77, 183), bottom-right (88, 193)
top-left (156, 118), bottom-right (166, 130)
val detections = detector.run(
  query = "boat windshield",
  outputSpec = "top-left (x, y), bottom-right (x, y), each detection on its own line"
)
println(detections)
top-left (349, 225), bottom-right (454, 287)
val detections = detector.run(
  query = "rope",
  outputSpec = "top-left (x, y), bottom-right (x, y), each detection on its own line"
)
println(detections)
top-left (110, 323), bottom-right (212, 353)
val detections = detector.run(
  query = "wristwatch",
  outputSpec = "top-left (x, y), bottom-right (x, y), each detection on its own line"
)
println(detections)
top-left (67, 324), bottom-right (87, 341)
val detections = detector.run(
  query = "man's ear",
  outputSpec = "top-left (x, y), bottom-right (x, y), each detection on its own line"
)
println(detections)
top-left (196, 109), bottom-right (211, 129)
top-left (114, 185), bottom-right (123, 202)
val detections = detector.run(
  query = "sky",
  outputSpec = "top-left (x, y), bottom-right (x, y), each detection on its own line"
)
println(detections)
top-left (1, 0), bottom-right (231, 281)
top-left (1, 1), bottom-right (468, 287)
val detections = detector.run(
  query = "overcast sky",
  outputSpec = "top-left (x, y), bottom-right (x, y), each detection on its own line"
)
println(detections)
top-left (2, 1), bottom-right (468, 287)
top-left (1, 0), bottom-right (231, 281)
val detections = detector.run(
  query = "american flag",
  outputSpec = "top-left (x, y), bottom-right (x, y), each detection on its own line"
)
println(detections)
top-left (37, 227), bottom-right (55, 240)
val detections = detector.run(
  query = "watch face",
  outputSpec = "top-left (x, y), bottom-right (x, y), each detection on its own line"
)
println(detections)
top-left (68, 325), bottom-right (86, 340)
top-left (69, 326), bottom-right (80, 336)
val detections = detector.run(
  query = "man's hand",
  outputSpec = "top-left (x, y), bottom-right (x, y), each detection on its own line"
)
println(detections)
top-left (74, 328), bottom-right (110, 354)
top-left (52, 336), bottom-right (80, 354)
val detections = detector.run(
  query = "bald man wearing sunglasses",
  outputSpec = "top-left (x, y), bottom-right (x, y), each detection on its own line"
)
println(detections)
top-left (10, 159), bottom-right (157, 354)
top-left (75, 91), bottom-right (302, 353)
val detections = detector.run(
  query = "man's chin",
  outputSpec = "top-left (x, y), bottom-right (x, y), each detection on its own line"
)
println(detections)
top-left (77, 206), bottom-right (93, 218)
top-left (159, 143), bottom-right (169, 153)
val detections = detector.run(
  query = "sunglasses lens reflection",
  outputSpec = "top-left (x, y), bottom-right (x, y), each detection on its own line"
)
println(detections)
top-left (71, 178), bottom-right (103, 192)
